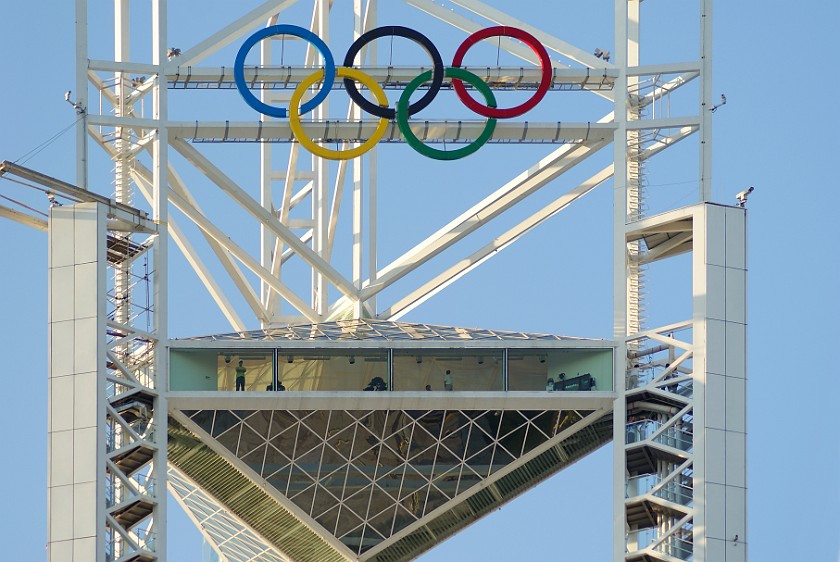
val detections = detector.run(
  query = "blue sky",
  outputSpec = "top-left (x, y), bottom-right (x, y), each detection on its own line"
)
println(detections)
top-left (0, 1), bottom-right (838, 561)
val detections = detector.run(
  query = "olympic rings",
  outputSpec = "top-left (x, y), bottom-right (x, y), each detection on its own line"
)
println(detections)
top-left (397, 67), bottom-right (497, 161)
top-left (451, 26), bottom-right (552, 119)
top-left (234, 25), bottom-right (335, 118)
top-left (343, 26), bottom-right (444, 120)
top-left (289, 67), bottom-right (390, 161)
top-left (234, 24), bottom-right (555, 160)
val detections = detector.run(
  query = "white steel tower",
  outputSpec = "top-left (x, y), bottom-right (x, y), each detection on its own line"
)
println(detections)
top-left (0, 0), bottom-right (746, 560)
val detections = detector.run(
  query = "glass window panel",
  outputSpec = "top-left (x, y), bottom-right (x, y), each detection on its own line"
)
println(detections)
top-left (242, 410), bottom-right (272, 438)
top-left (216, 424), bottom-right (242, 454)
top-left (367, 489), bottom-right (396, 530)
top-left (376, 464), bottom-right (406, 500)
top-left (368, 504), bottom-right (398, 541)
top-left (321, 463), bottom-right (349, 493)
top-left (350, 426), bottom-right (378, 461)
top-left (263, 445), bottom-right (291, 478)
top-left (345, 467), bottom-right (372, 499)
top-left (170, 349), bottom-right (217, 390)
top-left (212, 411), bottom-right (240, 437)
top-left (237, 424), bottom-right (265, 457)
top-left (240, 444), bottom-right (267, 474)
top-left (456, 469), bottom-right (482, 495)
top-left (326, 426), bottom-right (355, 461)
top-left (278, 350), bottom-right (388, 391)
top-left (423, 485), bottom-right (449, 516)
top-left (269, 411), bottom-right (298, 438)
top-left (327, 410), bottom-right (357, 438)
top-left (293, 425), bottom-right (323, 459)
top-left (489, 444), bottom-right (515, 474)
top-left (508, 348), bottom-right (613, 391)
top-left (393, 349), bottom-right (503, 391)
top-left (215, 351), bottom-right (273, 392)
top-left (291, 484), bottom-right (316, 512)
top-left (265, 463), bottom-right (292, 494)
top-left (191, 410), bottom-right (214, 434)
top-left (288, 465), bottom-right (315, 497)
top-left (432, 465), bottom-right (460, 498)
top-left (312, 485), bottom-right (340, 520)
top-left (316, 505), bottom-right (340, 536)
top-left (343, 484), bottom-right (373, 521)
top-left (296, 443), bottom-right (325, 475)
top-left (383, 429), bottom-right (412, 462)
top-left (393, 505), bottom-right (417, 534)
top-left (400, 484), bottom-right (428, 517)
top-left (301, 411), bottom-right (330, 439)
top-left (321, 443), bottom-right (348, 474)
top-left (335, 506), bottom-right (363, 539)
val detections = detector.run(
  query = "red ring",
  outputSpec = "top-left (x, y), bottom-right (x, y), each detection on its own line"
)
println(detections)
top-left (451, 26), bottom-right (552, 119)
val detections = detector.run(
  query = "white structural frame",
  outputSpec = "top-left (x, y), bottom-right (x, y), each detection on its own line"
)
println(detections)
top-left (0, 0), bottom-right (747, 560)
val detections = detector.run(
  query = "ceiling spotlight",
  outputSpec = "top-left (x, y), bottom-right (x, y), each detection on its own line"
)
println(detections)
top-left (167, 47), bottom-right (181, 60)
top-left (287, 355), bottom-right (294, 364)
top-left (416, 356), bottom-right (422, 364)
top-left (478, 356), bottom-right (484, 365)
top-left (349, 356), bottom-right (355, 365)
top-left (539, 355), bottom-right (546, 364)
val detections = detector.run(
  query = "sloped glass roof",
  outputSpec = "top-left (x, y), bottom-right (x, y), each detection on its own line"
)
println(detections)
top-left (179, 319), bottom-right (594, 343)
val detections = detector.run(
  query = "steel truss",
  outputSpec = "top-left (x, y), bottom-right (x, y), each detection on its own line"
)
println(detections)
top-left (0, 0), bottom-right (745, 560)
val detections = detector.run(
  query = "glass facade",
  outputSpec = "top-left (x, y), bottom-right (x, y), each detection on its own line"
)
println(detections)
top-left (170, 346), bottom-right (613, 392)
top-left (181, 408), bottom-right (596, 556)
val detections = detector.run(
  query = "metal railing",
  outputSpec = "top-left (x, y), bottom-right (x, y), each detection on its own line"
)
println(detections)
top-left (626, 473), bottom-right (693, 507)
top-left (626, 419), bottom-right (693, 452)
top-left (627, 526), bottom-right (693, 560)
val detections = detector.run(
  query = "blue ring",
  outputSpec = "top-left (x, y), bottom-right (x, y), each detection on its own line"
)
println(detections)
top-left (234, 25), bottom-right (335, 118)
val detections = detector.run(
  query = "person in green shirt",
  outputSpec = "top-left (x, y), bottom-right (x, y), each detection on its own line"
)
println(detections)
top-left (235, 360), bottom-right (247, 391)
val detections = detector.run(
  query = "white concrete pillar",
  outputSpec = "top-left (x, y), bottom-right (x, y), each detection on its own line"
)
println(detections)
top-left (695, 203), bottom-right (747, 561)
top-left (47, 202), bottom-right (108, 562)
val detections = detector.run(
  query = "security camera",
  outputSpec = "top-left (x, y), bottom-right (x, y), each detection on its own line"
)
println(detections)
top-left (736, 186), bottom-right (754, 207)
top-left (64, 91), bottom-right (72, 102)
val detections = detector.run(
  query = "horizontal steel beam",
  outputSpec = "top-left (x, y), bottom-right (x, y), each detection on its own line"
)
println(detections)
top-left (168, 391), bottom-right (617, 412)
top-left (167, 120), bottom-right (615, 143)
top-left (159, 65), bottom-right (616, 91)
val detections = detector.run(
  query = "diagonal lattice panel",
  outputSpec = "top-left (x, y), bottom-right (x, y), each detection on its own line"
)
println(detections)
top-left (180, 408), bottom-right (597, 557)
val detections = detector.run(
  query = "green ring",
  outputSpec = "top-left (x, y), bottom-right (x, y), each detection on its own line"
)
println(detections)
top-left (397, 67), bottom-right (497, 160)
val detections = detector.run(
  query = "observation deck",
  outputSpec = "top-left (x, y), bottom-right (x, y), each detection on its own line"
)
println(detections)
top-left (167, 319), bottom-right (617, 562)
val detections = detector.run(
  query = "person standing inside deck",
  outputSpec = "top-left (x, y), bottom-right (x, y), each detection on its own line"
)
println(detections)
top-left (444, 369), bottom-right (453, 391)
top-left (235, 360), bottom-right (247, 391)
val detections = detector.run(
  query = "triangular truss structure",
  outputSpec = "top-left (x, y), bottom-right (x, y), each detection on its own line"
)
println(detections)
top-left (169, 407), bottom-right (612, 560)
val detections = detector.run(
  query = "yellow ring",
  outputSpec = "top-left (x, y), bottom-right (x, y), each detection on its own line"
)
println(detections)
top-left (289, 67), bottom-right (390, 160)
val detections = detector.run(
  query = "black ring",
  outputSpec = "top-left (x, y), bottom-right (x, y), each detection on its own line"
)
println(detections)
top-left (343, 26), bottom-right (444, 119)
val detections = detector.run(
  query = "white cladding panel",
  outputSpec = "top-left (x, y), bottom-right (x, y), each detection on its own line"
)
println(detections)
top-left (48, 203), bottom-right (107, 561)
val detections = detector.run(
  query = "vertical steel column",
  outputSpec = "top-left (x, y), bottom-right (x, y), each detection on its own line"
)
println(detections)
top-left (260, 20), bottom-right (275, 324)
top-left (366, 0), bottom-right (378, 317)
top-left (152, 0), bottom-right (170, 556)
top-left (699, 0), bottom-right (714, 202)
top-left (113, 0), bottom-right (132, 329)
top-left (612, 0), bottom-right (631, 559)
top-left (74, 0), bottom-right (88, 189)
top-left (312, 0), bottom-right (330, 317)
top-left (352, 0), bottom-right (365, 318)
